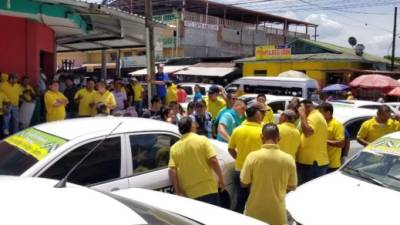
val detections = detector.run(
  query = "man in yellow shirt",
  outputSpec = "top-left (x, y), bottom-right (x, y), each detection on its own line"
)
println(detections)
top-left (319, 102), bottom-right (345, 172)
top-left (74, 78), bottom-right (96, 117)
top-left (256, 94), bottom-right (274, 124)
top-left (205, 85), bottom-right (226, 119)
top-left (168, 116), bottom-right (224, 205)
top-left (44, 80), bottom-right (68, 122)
top-left (1, 74), bottom-right (23, 135)
top-left (278, 110), bottom-right (300, 159)
top-left (297, 99), bottom-right (328, 184)
top-left (91, 81), bottom-right (116, 115)
top-left (165, 81), bottom-right (177, 105)
top-left (241, 124), bottom-right (297, 225)
top-left (132, 78), bottom-right (144, 116)
top-left (228, 103), bottom-right (264, 213)
top-left (20, 76), bottom-right (36, 103)
top-left (357, 105), bottom-right (397, 146)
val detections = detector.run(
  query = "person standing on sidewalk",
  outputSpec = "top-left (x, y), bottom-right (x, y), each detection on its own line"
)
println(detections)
top-left (168, 116), bottom-right (224, 206)
top-left (241, 124), bottom-right (297, 225)
top-left (1, 74), bottom-right (22, 135)
top-left (228, 103), bottom-right (264, 213)
top-left (297, 99), bottom-right (328, 184)
top-left (44, 80), bottom-right (68, 122)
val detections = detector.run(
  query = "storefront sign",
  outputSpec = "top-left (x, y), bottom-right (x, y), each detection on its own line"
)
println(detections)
top-left (184, 21), bottom-right (219, 31)
top-left (255, 45), bottom-right (291, 60)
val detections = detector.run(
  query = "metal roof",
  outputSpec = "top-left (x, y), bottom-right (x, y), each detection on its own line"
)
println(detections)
top-left (175, 65), bottom-right (238, 77)
top-left (108, 0), bottom-right (316, 26)
top-left (129, 65), bottom-right (190, 76)
top-left (33, 0), bottom-right (171, 52)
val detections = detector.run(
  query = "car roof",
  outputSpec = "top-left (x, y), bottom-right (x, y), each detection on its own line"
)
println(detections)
top-left (239, 94), bottom-right (296, 101)
top-left (329, 100), bottom-right (382, 107)
top-left (115, 188), bottom-right (266, 225)
top-left (0, 177), bottom-right (146, 225)
top-left (333, 107), bottom-right (376, 123)
top-left (34, 117), bottom-right (179, 140)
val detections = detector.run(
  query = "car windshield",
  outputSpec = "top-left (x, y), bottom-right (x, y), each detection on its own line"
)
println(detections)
top-left (0, 128), bottom-right (67, 175)
top-left (342, 151), bottom-right (400, 192)
top-left (105, 192), bottom-right (201, 225)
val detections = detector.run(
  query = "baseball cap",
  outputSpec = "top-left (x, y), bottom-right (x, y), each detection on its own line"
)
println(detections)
top-left (208, 85), bottom-right (220, 94)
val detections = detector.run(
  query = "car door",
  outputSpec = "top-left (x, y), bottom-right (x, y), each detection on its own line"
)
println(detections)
top-left (39, 135), bottom-right (128, 192)
top-left (268, 100), bottom-right (286, 123)
top-left (344, 116), bottom-right (372, 160)
top-left (125, 132), bottom-right (179, 193)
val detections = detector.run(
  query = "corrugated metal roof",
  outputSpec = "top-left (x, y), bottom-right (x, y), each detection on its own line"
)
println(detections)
top-left (175, 67), bottom-right (237, 77)
top-left (236, 38), bottom-right (390, 64)
top-left (129, 66), bottom-right (189, 76)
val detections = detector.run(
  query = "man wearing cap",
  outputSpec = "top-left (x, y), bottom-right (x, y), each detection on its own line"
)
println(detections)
top-left (151, 64), bottom-right (169, 103)
top-left (278, 110), bottom-right (300, 159)
top-left (205, 85), bottom-right (226, 119)
top-left (228, 102), bottom-right (264, 213)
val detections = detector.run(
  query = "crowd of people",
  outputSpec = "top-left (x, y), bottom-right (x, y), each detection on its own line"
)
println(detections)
top-left (2, 64), bottom-right (400, 225)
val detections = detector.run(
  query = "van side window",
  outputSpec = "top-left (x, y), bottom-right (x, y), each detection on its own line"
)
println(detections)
top-left (254, 70), bottom-right (267, 76)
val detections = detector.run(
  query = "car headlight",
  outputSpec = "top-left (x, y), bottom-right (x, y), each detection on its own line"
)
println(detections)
top-left (287, 210), bottom-right (302, 225)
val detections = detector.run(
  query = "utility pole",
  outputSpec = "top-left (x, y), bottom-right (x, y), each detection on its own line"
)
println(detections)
top-left (145, 0), bottom-right (155, 107)
top-left (391, 7), bottom-right (397, 71)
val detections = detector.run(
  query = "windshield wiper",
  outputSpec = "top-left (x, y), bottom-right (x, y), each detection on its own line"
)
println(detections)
top-left (387, 174), bottom-right (400, 182)
top-left (345, 167), bottom-right (388, 188)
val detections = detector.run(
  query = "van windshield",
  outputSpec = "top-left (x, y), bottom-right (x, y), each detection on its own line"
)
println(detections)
top-left (243, 85), bottom-right (303, 97)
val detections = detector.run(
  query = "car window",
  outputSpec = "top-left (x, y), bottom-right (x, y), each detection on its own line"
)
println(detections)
top-left (359, 105), bottom-right (380, 110)
top-left (268, 101), bottom-right (286, 113)
top-left (182, 86), bottom-right (193, 95)
top-left (199, 87), bottom-right (206, 95)
top-left (40, 137), bottom-right (121, 186)
top-left (130, 134), bottom-right (179, 174)
top-left (345, 117), bottom-right (372, 140)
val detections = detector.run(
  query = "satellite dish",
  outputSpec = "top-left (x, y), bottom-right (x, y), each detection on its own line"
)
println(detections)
top-left (348, 37), bottom-right (357, 47)
top-left (355, 44), bottom-right (365, 56)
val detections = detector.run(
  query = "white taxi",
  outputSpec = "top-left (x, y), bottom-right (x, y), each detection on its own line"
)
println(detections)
top-left (0, 176), bottom-right (267, 225)
top-left (287, 132), bottom-right (400, 225)
top-left (0, 117), bottom-right (235, 208)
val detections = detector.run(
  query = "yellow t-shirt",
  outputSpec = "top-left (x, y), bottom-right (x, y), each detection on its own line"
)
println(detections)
top-left (92, 90), bottom-right (116, 114)
top-left (228, 121), bottom-right (263, 171)
top-left (168, 133), bottom-right (218, 198)
top-left (166, 84), bottom-right (178, 104)
top-left (0, 82), bottom-right (22, 106)
top-left (133, 84), bottom-right (144, 102)
top-left (262, 105), bottom-right (275, 124)
top-left (278, 122), bottom-right (300, 159)
top-left (357, 117), bottom-right (398, 144)
top-left (74, 88), bottom-right (95, 116)
top-left (327, 118), bottom-right (345, 169)
top-left (297, 109), bottom-right (329, 166)
top-left (21, 85), bottom-right (35, 102)
top-left (44, 90), bottom-right (67, 122)
top-left (205, 96), bottom-right (226, 119)
top-left (241, 144), bottom-right (297, 225)
top-left (0, 92), bottom-right (9, 115)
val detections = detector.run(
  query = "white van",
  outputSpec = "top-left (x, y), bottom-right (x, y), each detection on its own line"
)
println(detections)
top-left (225, 76), bottom-right (320, 99)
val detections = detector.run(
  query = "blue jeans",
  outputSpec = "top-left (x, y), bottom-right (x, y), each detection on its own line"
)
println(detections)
top-left (195, 193), bottom-right (220, 206)
top-left (233, 170), bottom-right (249, 213)
top-left (134, 101), bottom-right (143, 117)
top-left (3, 105), bottom-right (19, 134)
top-left (297, 162), bottom-right (328, 185)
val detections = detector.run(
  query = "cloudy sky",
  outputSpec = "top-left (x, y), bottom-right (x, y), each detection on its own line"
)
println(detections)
top-left (89, 0), bottom-right (400, 57)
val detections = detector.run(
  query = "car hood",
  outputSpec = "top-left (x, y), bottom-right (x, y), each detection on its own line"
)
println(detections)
top-left (286, 172), bottom-right (400, 225)
top-left (115, 188), bottom-right (267, 225)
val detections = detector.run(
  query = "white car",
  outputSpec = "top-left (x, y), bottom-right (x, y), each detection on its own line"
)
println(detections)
top-left (386, 102), bottom-right (400, 113)
top-left (332, 107), bottom-right (376, 160)
top-left (328, 99), bottom-right (397, 113)
top-left (0, 176), bottom-right (266, 225)
top-left (0, 117), bottom-right (235, 208)
top-left (287, 132), bottom-right (400, 225)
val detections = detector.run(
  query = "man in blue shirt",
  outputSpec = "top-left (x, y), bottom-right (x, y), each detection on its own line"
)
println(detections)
top-left (152, 64), bottom-right (169, 103)
top-left (217, 99), bottom-right (246, 143)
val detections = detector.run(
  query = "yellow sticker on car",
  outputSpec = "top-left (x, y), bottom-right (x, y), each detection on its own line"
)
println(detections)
top-left (4, 128), bottom-right (67, 160)
top-left (366, 137), bottom-right (400, 154)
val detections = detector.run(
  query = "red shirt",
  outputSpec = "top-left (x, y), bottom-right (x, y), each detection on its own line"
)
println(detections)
top-left (177, 88), bottom-right (187, 103)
